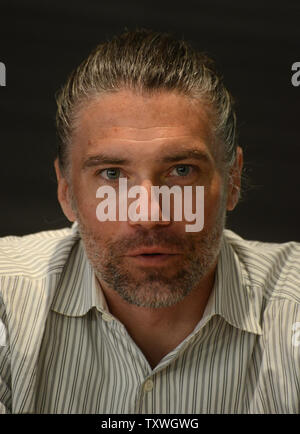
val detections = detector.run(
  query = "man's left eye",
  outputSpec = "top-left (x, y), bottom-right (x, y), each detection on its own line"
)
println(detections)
top-left (170, 165), bottom-right (192, 177)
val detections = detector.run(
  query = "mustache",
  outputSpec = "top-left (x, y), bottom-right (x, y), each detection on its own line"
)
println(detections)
top-left (102, 228), bottom-right (192, 252)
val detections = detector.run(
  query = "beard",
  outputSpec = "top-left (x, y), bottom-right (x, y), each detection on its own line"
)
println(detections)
top-left (71, 191), bottom-right (227, 309)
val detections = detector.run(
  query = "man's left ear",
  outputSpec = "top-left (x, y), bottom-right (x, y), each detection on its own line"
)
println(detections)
top-left (226, 146), bottom-right (243, 211)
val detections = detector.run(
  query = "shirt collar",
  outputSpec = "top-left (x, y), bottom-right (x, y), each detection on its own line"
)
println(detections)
top-left (52, 225), bottom-right (263, 335)
top-left (197, 231), bottom-right (263, 335)
top-left (51, 223), bottom-right (110, 316)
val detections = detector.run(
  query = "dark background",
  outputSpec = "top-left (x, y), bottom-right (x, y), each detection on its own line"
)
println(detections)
top-left (0, 0), bottom-right (299, 242)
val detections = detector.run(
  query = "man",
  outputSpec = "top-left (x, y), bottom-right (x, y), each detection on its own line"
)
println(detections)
top-left (0, 29), bottom-right (299, 414)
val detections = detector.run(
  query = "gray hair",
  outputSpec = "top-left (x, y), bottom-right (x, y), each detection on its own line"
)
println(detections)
top-left (55, 28), bottom-right (238, 176)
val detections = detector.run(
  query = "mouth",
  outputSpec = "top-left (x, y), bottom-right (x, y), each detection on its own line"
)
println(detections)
top-left (126, 247), bottom-right (181, 266)
top-left (127, 246), bottom-right (179, 255)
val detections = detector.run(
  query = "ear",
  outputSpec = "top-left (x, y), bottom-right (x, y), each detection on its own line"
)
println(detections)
top-left (54, 158), bottom-right (77, 222)
top-left (226, 146), bottom-right (243, 211)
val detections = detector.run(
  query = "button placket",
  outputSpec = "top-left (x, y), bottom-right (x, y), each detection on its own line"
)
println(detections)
top-left (144, 379), bottom-right (154, 392)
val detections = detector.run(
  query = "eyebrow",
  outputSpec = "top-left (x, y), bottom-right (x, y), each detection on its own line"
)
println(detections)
top-left (161, 150), bottom-right (211, 164)
top-left (81, 148), bottom-right (211, 170)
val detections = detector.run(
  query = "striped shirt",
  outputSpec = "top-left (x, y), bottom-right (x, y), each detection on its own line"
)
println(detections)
top-left (0, 223), bottom-right (299, 414)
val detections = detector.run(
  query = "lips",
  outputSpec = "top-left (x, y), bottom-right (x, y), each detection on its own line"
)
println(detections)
top-left (126, 246), bottom-right (181, 266)
top-left (127, 247), bottom-right (179, 256)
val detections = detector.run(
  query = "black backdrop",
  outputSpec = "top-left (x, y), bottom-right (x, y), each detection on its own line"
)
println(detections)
top-left (0, 0), bottom-right (299, 242)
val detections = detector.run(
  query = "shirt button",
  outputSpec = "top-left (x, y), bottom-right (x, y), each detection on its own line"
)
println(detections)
top-left (102, 313), bottom-right (113, 322)
top-left (144, 379), bottom-right (154, 392)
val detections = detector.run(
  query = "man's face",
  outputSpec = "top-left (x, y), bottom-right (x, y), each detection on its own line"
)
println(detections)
top-left (56, 89), bottom-right (240, 308)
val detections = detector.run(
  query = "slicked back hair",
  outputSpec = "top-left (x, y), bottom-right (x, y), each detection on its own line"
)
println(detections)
top-left (55, 29), bottom-right (238, 176)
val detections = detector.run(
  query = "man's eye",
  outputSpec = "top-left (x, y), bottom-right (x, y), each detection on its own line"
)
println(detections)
top-left (99, 168), bottom-right (122, 180)
top-left (170, 165), bottom-right (192, 177)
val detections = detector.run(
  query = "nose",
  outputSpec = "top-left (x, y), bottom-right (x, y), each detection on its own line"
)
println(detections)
top-left (128, 179), bottom-right (171, 229)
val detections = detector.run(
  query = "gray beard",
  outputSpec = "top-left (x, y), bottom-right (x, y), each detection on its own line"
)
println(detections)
top-left (73, 197), bottom-right (227, 309)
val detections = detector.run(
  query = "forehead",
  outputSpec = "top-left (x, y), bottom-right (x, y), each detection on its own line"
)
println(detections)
top-left (71, 89), bottom-right (215, 161)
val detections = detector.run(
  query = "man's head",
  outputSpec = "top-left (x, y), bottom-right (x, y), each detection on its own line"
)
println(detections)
top-left (56, 28), bottom-right (240, 177)
top-left (54, 29), bottom-right (243, 309)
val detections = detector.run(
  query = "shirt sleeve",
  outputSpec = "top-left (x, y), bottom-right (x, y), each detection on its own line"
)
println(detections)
top-left (250, 298), bottom-right (300, 414)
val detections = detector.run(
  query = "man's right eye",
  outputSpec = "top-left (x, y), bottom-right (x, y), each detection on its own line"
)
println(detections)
top-left (98, 168), bottom-right (122, 180)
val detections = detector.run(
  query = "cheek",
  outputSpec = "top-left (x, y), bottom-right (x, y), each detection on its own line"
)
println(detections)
top-left (76, 184), bottom-right (99, 222)
top-left (70, 178), bottom-right (104, 237)
top-left (203, 175), bottom-right (225, 226)
top-left (72, 179), bottom-right (128, 238)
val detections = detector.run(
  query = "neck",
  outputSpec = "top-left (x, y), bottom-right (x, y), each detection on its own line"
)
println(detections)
top-left (97, 261), bottom-right (217, 368)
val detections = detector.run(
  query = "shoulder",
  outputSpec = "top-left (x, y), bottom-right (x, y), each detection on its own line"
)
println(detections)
top-left (223, 229), bottom-right (300, 304)
top-left (224, 230), bottom-right (300, 404)
top-left (0, 225), bottom-right (80, 279)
